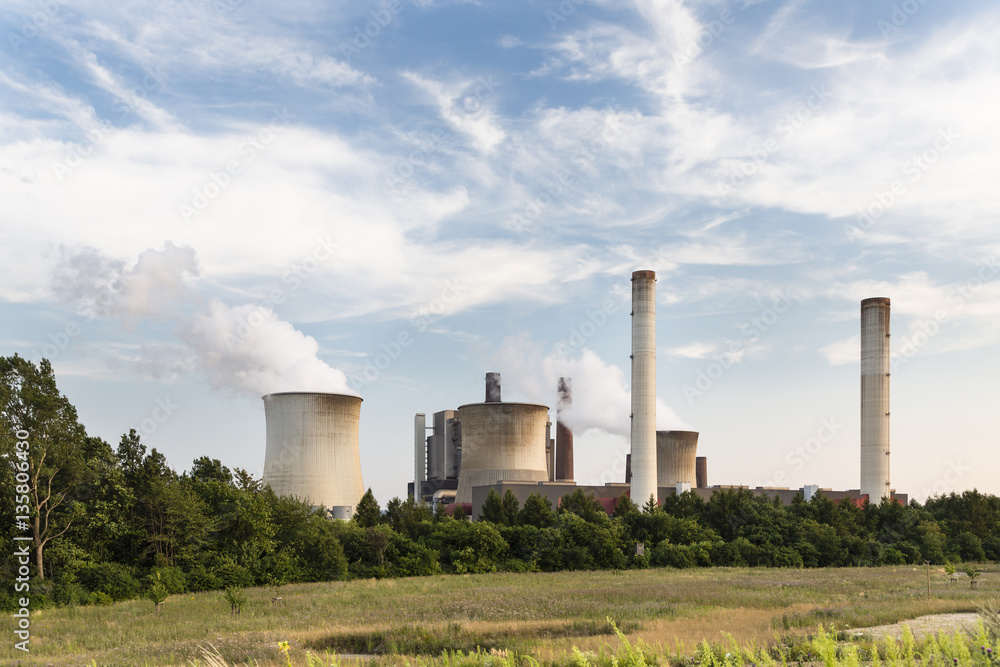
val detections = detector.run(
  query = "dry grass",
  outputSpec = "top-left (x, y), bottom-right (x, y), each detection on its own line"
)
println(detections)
top-left (3, 564), bottom-right (997, 666)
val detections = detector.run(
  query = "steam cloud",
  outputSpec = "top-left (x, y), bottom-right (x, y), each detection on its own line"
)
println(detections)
top-left (494, 333), bottom-right (691, 436)
top-left (52, 243), bottom-right (356, 397)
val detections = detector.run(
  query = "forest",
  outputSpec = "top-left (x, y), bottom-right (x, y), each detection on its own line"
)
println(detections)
top-left (2, 354), bottom-right (999, 611)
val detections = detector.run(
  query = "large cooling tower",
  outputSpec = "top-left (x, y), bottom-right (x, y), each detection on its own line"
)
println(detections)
top-left (454, 402), bottom-right (550, 504)
top-left (262, 392), bottom-right (364, 519)
top-left (657, 430), bottom-right (698, 487)
top-left (630, 270), bottom-right (657, 505)
top-left (860, 297), bottom-right (891, 501)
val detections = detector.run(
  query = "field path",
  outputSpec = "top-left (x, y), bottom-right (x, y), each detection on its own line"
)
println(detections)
top-left (859, 613), bottom-right (981, 639)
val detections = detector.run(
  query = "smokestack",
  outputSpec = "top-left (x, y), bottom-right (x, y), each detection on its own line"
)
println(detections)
top-left (414, 413), bottom-right (426, 503)
top-left (861, 297), bottom-right (891, 502)
top-left (696, 456), bottom-right (708, 489)
top-left (555, 377), bottom-right (574, 482)
top-left (630, 270), bottom-right (657, 506)
top-left (486, 372), bottom-right (502, 402)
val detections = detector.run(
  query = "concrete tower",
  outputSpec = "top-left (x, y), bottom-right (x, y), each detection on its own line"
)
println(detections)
top-left (630, 270), bottom-right (657, 505)
top-left (262, 392), bottom-right (364, 520)
top-left (413, 413), bottom-right (426, 503)
top-left (454, 402), bottom-right (550, 504)
top-left (657, 430), bottom-right (698, 487)
top-left (555, 377), bottom-right (574, 482)
top-left (696, 456), bottom-right (708, 489)
top-left (860, 297), bottom-right (891, 502)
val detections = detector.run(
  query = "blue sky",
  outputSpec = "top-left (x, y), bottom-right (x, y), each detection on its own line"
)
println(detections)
top-left (1, 0), bottom-right (998, 505)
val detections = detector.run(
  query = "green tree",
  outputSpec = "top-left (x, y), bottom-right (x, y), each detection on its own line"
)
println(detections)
top-left (354, 488), bottom-right (382, 527)
top-left (480, 489), bottom-right (504, 524)
top-left (519, 492), bottom-right (556, 528)
top-left (559, 488), bottom-right (606, 523)
top-left (0, 355), bottom-right (95, 579)
top-left (501, 490), bottom-right (521, 526)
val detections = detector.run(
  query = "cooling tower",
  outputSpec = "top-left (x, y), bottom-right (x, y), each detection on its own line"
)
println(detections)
top-left (630, 270), bottom-right (657, 505)
top-left (860, 297), bottom-right (891, 501)
top-left (657, 430), bottom-right (698, 487)
top-left (262, 392), bottom-right (364, 519)
top-left (555, 377), bottom-right (574, 482)
top-left (696, 456), bottom-right (708, 489)
top-left (454, 402), bottom-right (550, 504)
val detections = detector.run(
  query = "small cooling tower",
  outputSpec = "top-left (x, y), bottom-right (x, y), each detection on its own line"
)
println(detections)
top-left (454, 401), bottom-right (550, 504)
top-left (262, 392), bottom-right (364, 519)
top-left (656, 430), bottom-right (699, 487)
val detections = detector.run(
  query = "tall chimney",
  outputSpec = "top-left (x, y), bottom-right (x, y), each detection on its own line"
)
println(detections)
top-left (630, 270), bottom-right (657, 506)
top-left (485, 372), bottom-right (502, 402)
top-left (414, 413), bottom-right (426, 503)
top-left (696, 456), bottom-right (708, 489)
top-left (860, 297), bottom-right (891, 502)
top-left (555, 377), bottom-right (574, 482)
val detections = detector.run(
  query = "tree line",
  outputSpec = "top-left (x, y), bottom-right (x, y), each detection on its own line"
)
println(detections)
top-left (1, 354), bottom-right (998, 611)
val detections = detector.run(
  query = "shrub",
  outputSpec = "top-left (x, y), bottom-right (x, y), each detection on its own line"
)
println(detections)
top-left (147, 566), bottom-right (188, 594)
top-left (77, 562), bottom-right (141, 601)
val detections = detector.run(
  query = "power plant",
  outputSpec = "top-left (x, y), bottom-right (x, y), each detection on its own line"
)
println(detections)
top-left (262, 392), bottom-right (365, 520)
top-left (262, 272), bottom-right (906, 519)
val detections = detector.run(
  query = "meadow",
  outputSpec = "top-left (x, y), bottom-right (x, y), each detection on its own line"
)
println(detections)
top-left (3, 564), bottom-right (997, 666)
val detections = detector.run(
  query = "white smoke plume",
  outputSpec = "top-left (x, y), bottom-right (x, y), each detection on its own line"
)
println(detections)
top-left (51, 243), bottom-right (356, 397)
top-left (493, 333), bottom-right (690, 436)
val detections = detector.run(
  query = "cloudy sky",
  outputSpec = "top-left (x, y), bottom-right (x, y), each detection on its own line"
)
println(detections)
top-left (1, 0), bottom-right (998, 505)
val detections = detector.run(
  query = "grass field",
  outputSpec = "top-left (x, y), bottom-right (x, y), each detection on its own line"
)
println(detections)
top-left (4, 564), bottom-right (997, 666)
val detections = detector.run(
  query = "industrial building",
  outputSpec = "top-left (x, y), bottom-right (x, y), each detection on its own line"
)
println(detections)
top-left (261, 270), bottom-right (905, 522)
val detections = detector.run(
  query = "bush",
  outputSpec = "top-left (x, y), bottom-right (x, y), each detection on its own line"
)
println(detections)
top-left (185, 564), bottom-right (221, 592)
top-left (88, 591), bottom-right (114, 606)
top-left (77, 562), bottom-right (141, 601)
top-left (147, 566), bottom-right (188, 594)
